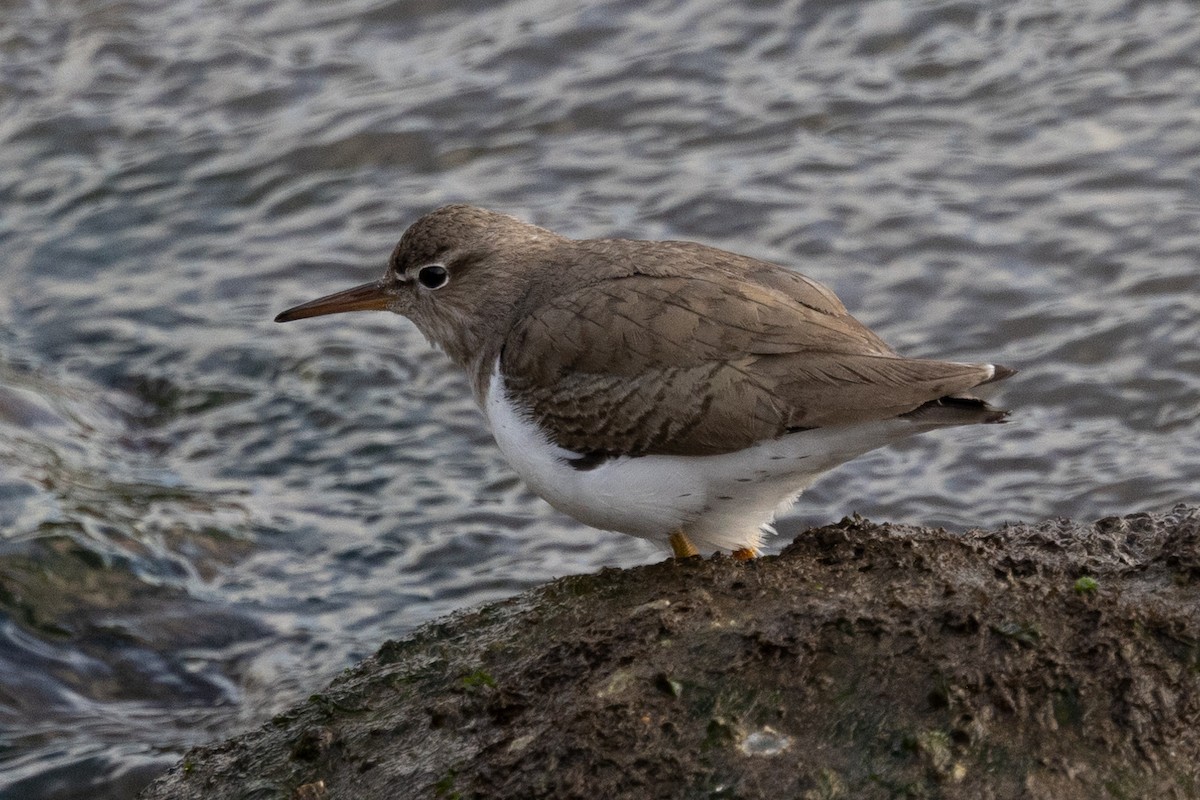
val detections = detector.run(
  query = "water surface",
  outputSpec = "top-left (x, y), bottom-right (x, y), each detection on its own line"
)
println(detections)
top-left (1, 0), bottom-right (1198, 795)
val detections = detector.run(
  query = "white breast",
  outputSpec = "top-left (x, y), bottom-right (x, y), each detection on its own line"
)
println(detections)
top-left (483, 360), bottom-right (917, 555)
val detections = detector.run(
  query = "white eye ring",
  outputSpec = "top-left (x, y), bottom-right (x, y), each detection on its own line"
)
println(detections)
top-left (416, 263), bottom-right (449, 290)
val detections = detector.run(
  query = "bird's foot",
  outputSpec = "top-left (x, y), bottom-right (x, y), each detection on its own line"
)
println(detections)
top-left (731, 547), bottom-right (759, 561)
top-left (669, 530), bottom-right (699, 559)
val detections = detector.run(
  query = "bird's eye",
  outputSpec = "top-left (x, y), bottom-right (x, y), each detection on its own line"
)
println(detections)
top-left (416, 264), bottom-right (449, 290)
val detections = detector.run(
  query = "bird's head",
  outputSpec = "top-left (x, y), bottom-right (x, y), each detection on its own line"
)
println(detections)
top-left (275, 205), bottom-right (560, 370)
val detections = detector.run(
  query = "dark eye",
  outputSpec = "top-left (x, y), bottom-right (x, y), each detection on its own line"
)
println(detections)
top-left (417, 264), bottom-right (449, 290)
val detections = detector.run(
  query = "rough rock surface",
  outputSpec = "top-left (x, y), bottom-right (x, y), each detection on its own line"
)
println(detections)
top-left (140, 507), bottom-right (1200, 799)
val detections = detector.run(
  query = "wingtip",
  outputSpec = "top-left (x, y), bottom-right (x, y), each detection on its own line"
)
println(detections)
top-left (985, 364), bottom-right (1018, 384)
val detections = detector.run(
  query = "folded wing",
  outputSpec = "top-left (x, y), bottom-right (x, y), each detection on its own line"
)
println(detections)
top-left (500, 267), bottom-right (1003, 457)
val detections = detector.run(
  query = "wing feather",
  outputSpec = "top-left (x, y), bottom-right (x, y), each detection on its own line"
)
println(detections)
top-left (500, 269), bottom-right (998, 457)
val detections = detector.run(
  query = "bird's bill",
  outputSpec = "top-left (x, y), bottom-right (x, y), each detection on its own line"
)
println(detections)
top-left (274, 281), bottom-right (391, 322)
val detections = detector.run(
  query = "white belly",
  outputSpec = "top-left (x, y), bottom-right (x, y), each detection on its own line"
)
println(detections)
top-left (483, 362), bottom-right (917, 554)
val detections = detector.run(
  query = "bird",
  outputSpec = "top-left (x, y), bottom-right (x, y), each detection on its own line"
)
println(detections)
top-left (275, 204), bottom-right (1013, 560)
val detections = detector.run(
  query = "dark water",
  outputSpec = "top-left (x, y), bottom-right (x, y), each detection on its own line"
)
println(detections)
top-left (1, 0), bottom-right (1197, 795)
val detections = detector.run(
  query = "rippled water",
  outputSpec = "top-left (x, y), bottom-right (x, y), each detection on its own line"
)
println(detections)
top-left (1, 0), bottom-right (1197, 795)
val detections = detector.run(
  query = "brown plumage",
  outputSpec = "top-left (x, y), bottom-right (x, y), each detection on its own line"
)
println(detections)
top-left (275, 205), bottom-right (1014, 557)
top-left (500, 237), bottom-right (1009, 457)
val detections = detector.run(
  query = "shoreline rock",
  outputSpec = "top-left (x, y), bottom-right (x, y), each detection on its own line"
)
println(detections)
top-left (139, 506), bottom-right (1200, 799)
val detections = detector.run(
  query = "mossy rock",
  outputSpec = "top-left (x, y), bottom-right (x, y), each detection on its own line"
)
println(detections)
top-left (140, 506), bottom-right (1200, 799)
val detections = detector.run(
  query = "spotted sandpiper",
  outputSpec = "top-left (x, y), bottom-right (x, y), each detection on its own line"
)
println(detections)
top-left (276, 205), bottom-right (1013, 560)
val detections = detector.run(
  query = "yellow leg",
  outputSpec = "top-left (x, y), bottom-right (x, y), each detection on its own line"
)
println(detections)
top-left (731, 547), bottom-right (759, 561)
top-left (669, 530), bottom-right (699, 558)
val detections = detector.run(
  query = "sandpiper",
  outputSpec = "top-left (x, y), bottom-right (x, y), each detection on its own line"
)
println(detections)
top-left (276, 205), bottom-right (1013, 559)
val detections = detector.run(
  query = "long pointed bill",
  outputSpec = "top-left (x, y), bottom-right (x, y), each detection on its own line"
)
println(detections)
top-left (274, 281), bottom-right (391, 323)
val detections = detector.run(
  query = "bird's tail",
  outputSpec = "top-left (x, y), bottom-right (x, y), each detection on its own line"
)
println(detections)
top-left (901, 363), bottom-right (1016, 427)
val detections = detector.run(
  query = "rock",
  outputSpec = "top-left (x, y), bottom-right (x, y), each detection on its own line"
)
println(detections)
top-left (139, 506), bottom-right (1200, 799)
